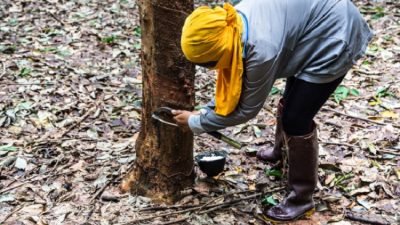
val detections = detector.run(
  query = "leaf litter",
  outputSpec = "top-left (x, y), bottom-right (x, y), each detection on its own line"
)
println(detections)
top-left (0, 0), bottom-right (399, 224)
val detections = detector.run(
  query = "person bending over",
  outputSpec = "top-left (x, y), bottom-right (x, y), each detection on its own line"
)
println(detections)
top-left (173, 0), bottom-right (373, 221)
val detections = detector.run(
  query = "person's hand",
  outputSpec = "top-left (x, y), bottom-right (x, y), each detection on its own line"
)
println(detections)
top-left (171, 110), bottom-right (198, 131)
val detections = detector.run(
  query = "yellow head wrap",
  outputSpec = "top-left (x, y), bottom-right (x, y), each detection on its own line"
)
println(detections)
top-left (181, 3), bottom-right (244, 116)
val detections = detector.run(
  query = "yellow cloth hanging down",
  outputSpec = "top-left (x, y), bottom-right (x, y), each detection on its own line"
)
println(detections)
top-left (181, 3), bottom-right (244, 116)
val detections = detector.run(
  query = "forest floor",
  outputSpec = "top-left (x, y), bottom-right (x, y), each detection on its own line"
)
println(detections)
top-left (0, 0), bottom-right (399, 224)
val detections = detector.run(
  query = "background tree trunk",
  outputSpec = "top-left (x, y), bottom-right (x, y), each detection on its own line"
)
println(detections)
top-left (121, 0), bottom-right (195, 203)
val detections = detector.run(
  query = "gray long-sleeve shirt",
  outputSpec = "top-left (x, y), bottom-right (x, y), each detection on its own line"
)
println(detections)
top-left (189, 0), bottom-right (373, 134)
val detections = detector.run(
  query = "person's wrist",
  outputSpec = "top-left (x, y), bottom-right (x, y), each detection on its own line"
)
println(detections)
top-left (188, 114), bottom-right (205, 134)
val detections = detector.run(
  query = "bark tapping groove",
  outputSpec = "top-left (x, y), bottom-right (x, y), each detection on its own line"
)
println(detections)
top-left (121, 0), bottom-right (195, 203)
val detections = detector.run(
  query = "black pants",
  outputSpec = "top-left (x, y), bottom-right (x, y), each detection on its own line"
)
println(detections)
top-left (282, 76), bottom-right (344, 136)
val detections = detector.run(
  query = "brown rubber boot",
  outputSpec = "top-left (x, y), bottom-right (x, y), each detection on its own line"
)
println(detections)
top-left (264, 122), bottom-right (319, 221)
top-left (257, 99), bottom-right (284, 162)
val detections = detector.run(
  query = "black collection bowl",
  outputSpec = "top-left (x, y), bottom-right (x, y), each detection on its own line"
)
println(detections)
top-left (195, 150), bottom-right (227, 177)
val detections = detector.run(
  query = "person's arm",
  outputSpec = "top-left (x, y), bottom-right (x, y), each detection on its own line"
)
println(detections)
top-left (187, 99), bottom-right (216, 133)
top-left (188, 59), bottom-right (276, 134)
top-left (205, 99), bottom-right (216, 110)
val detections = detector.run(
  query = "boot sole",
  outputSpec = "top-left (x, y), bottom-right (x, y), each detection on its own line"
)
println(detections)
top-left (260, 208), bottom-right (315, 224)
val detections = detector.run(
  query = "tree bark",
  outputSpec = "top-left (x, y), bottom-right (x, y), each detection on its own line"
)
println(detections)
top-left (121, 0), bottom-right (195, 203)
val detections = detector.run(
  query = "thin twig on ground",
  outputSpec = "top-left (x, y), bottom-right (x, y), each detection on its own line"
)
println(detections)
top-left (378, 149), bottom-right (400, 156)
top-left (324, 120), bottom-right (344, 128)
top-left (140, 190), bottom-right (256, 212)
top-left (321, 141), bottom-right (400, 156)
top-left (353, 69), bottom-right (383, 75)
top-left (89, 169), bottom-right (121, 203)
top-left (85, 204), bottom-right (97, 223)
top-left (322, 106), bottom-right (400, 128)
top-left (127, 187), bottom-right (284, 224)
top-left (0, 205), bottom-right (23, 224)
top-left (320, 141), bottom-right (356, 148)
top-left (89, 180), bottom-right (113, 203)
top-left (154, 216), bottom-right (190, 225)
top-left (44, 9), bottom-right (66, 26)
top-left (199, 201), bottom-right (240, 214)
top-left (0, 169), bottom-right (78, 194)
top-left (196, 189), bottom-right (255, 212)
top-left (124, 193), bottom-right (262, 224)
top-left (345, 211), bottom-right (390, 225)
top-left (196, 196), bottom-right (223, 212)
top-left (254, 213), bottom-right (271, 224)
top-left (1, 82), bottom-right (56, 86)
top-left (29, 104), bottom-right (98, 146)
top-left (58, 104), bottom-right (98, 138)
top-left (139, 203), bottom-right (201, 212)
top-left (0, 61), bottom-right (5, 79)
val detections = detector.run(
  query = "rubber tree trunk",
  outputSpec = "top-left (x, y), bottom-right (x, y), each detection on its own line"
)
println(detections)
top-left (121, 0), bottom-right (195, 203)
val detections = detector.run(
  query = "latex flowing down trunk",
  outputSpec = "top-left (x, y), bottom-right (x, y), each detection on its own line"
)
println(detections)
top-left (121, 0), bottom-right (195, 203)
